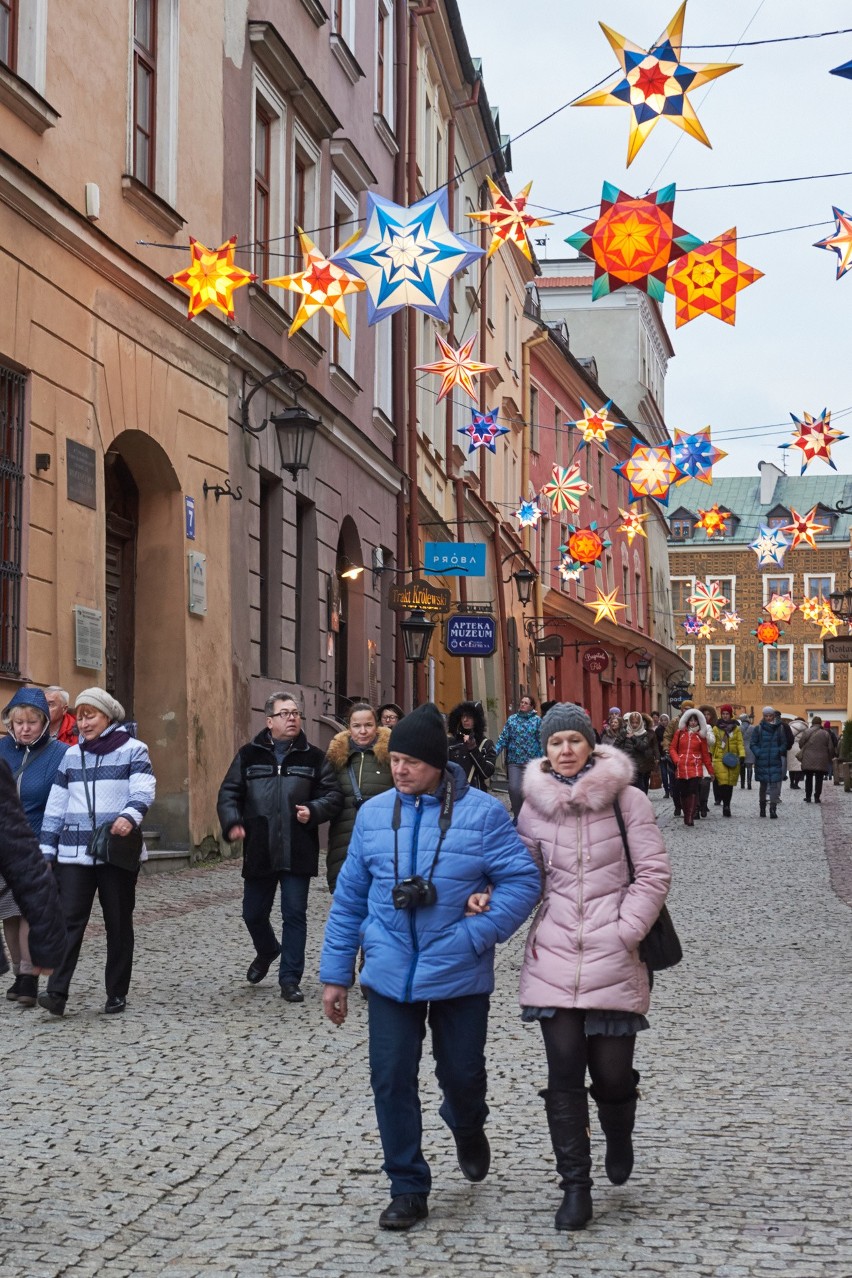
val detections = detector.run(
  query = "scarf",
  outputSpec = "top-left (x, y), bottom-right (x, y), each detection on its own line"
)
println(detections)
top-left (551, 758), bottom-right (595, 787)
top-left (79, 728), bottom-right (132, 756)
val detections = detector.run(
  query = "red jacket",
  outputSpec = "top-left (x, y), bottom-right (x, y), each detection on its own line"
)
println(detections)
top-left (55, 711), bottom-right (78, 745)
top-left (669, 728), bottom-right (712, 780)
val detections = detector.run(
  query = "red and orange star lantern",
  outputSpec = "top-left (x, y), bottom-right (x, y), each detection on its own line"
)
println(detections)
top-left (540, 464), bottom-right (592, 515)
top-left (585, 588), bottom-right (627, 626)
top-left (617, 508), bottom-right (650, 545)
top-left (561, 523), bottom-right (611, 569)
top-left (687, 580), bottom-right (728, 621)
top-left (695, 504), bottom-right (732, 539)
top-left (780, 408), bottom-right (848, 475)
top-left (467, 177), bottom-right (552, 262)
top-left (814, 207), bottom-right (852, 280)
top-left (614, 438), bottom-right (682, 505)
top-left (666, 228), bottom-right (763, 328)
top-left (168, 236), bottom-right (256, 319)
top-left (781, 505), bottom-right (830, 549)
top-left (265, 228), bottom-right (366, 338)
top-left (415, 333), bottom-right (496, 403)
top-left (753, 620), bottom-right (782, 648)
top-left (765, 594), bottom-right (797, 623)
top-left (565, 183), bottom-right (702, 303)
top-left (571, 399), bottom-right (617, 451)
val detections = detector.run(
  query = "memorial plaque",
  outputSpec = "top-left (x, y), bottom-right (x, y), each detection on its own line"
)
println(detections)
top-left (74, 606), bottom-right (103, 670)
top-left (66, 441), bottom-right (97, 509)
top-left (188, 551), bottom-right (208, 616)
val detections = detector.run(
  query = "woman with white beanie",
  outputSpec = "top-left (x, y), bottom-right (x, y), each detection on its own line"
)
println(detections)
top-left (37, 688), bottom-right (156, 1016)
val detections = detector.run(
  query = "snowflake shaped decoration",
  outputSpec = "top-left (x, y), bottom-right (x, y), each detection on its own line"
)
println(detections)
top-left (467, 177), bottom-right (552, 261)
top-left (540, 464), bottom-right (593, 515)
top-left (765, 594), bottom-right (797, 623)
top-left (585, 588), bottom-right (627, 626)
top-left (614, 438), bottom-right (682, 505)
top-left (458, 407), bottom-right (509, 454)
top-left (800, 596), bottom-right (827, 623)
top-left (749, 525), bottom-right (789, 568)
top-left (415, 334), bottom-right (496, 403)
top-left (514, 498), bottom-right (543, 529)
top-left (687, 580), bottom-right (729, 621)
top-left (720, 610), bottom-right (743, 632)
top-left (571, 399), bottom-right (617, 451)
top-left (558, 555), bottom-right (584, 583)
top-left (779, 408), bottom-right (848, 475)
top-left (682, 615), bottom-right (702, 636)
top-left (695, 504), bottom-right (732, 538)
top-left (753, 620), bottom-right (782, 648)
top-left (671, 427), bottom-right (727, 484)
top-left (167, 236), bottom-right (256, 319)
top-left (781, 505), bottom-right (830, 550)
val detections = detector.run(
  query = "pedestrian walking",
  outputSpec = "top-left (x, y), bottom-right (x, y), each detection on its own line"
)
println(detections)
top-left (0, 688), bottom-right (67, 1007)
top-left (699, 705), bottom-right (720, 813)
top-left (324, 703), bottom-right (392, 893)
top-left (377, 703), bottom-right (403, 730)
top-left (836, 719), bottom-right (852, 793)
top-left (514, 704), bottom-right (671, 1231)
top-left (446, 700), bottom-right (497, 792)
top-left (709, 705), bottom-right (745, 818)
top-left (669, 710), bottom-right (714, 827)
top-left (494, 694), bottom-right (542, 819)
top-left (320, 702), bottom-right (539, 1233)
top-left (218, 692), bottom-right (343, 1003)
top-left (655, 715), bottom-right (673, 797)
top-left (738, 714), bottom-right (755, 790)
top-left (661, 705), bottom-right (689, 816)
top-left (37, 689), bottom-right (155, 1017)
top-left (600, 709), bottom-right (622, 747)
top-left (0, 759), bottom-right (66, 981)
top-left (797, 716), bottom-right (835, 805)
top-left (787, 716), bottom-right (808, 789)
top-left (44, 687), bottom-right (79, 745)
top-left (613, 712), bottom-right (658, 793)
top-left (750, 706), bottom-right (788, 819)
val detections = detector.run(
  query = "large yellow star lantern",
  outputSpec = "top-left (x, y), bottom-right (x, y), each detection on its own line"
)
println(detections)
top-left (800, 596), bottom-right (826, 623)
top-left (765, 594), bottom-right (797, 623)
top-left (265, 228), bottom-right (366, 338)
top-left (573, 2), bottom-right (740, 167)
top-left (467, 177), bottom-right (552, 262)
top-left (571, 399), bottom-right (617, 451)
top-left (814, 207), bottom-right (852, 280)
top-left (617, 508), bottom-right (650, 545)
top-left (168, 236), bottom-right (256, 319)
top-left (817, 607), bottom-right (841, 639)
top-left (781, 505), bottom-right (830, 550)
top-left (695, 504), bottom-right (731, 538)
top-left (666, 229), bottom-right (763, 329)
top-left (415, 334), bottom-right (496, 403)
top-left (585, 588), bottom-right (627, 626)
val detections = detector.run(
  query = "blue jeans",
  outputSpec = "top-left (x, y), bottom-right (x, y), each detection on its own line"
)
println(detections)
top-left (241, 872), bottom-right (311, 985)
top-left (367, 989), bottom-right (490, 1197)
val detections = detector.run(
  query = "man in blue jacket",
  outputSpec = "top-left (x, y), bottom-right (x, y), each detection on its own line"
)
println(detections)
top-left (320, 702), bottom-right (540, 1232)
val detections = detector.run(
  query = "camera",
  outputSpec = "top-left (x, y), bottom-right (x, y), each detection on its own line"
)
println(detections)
top-left (392, 875), bottom-right (438, 911)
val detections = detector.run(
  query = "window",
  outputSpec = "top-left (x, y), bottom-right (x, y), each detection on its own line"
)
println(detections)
top-left (671, 577), bottom-right (695, 615)
top-left (376, 1), bottom-right (386, 116)
top-left (295, 498), bottom-right (320, 685)
top-left (805, 644), bottom-right (833, 685)
top-left (126, 0), bottom-right (179, 211)
top-left (604, 552), bottom-right (613, 593)
top-left (763, 574), bottom-right (792, 604)
top-left (373, 310), bottom-right (393, 419)
top-left (707, 646), bottom-right (734, 685)
top-left (529, 386), bottom-right (538, 454)
top-left (597, 450), bottom-right (606, 505)
top-left (132, 0), bottom-right (157, 187)
top-left (252, 74), bottom-right (286, 286)
top-left (254, 106), bottom-right (272, 284)
top-left (554, 406), bottom-right (562, 465)
top-left (765, 645), bottom-right (793, 684)
top-left (330, 178), bottom-right (359, 375)
top-left (0, 0), bottom-right (17, 70)
top-left (258, 473), bottom-right (283, 678)
top-left (677, 645), bottom-right (695, 678)
top-left (767, 514), bottom-right (788, 528)
top-left (622, 563), bottom-right (631, 619)
top-left (806, 573), bottom-right (834, 602)
top-left (635, 570), bottom-right (642, 626)
top-left (709, 576), bottom-right (735, 610)
top-left (670, 517), bottom-right (693, 540)
top-left (0, 362), bottom-right (25, 676)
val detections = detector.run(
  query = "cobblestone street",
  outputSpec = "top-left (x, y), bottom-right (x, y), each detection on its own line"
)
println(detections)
top-left (3, 781), bottom-right (852, 1278)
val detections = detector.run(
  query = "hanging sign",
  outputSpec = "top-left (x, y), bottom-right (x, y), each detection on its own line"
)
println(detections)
top-left (388, 578), bottom-right (451, 613)
top-left (445, 614), bottom-right (497, 657)
top-left (823, 636), bottom-right (852, 663)
top-left (582, 645), bottom-right (609, 673)
top-left (424, 542), bottom-right (486, 577)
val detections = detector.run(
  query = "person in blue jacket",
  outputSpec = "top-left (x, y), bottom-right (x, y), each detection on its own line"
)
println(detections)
top-left (320, 701), bottom-right (540, 1234)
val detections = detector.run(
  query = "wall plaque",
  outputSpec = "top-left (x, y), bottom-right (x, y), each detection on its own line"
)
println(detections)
top-left (188, 551), bottom-right (208, 616)
top-left (66, 441), bottom-right (97, 509)
top-left (74, 606), bottom-right (103, 670)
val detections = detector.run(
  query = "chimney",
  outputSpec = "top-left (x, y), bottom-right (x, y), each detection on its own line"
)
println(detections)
top-left (758, 460), bottom-right (784, 506)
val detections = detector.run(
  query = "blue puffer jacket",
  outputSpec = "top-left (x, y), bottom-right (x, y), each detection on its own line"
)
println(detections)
top-left (750, 720), bottom-right (788, 783)
top-left (320, 762), bottom-right (540, 1002)
top-left (0, 688), bottom-right (68, 838)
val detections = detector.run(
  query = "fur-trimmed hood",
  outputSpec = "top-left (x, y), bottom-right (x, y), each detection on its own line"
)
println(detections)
top-left (326, 726), bottom-right (391, 771)
top-left (521, 744), bottom-right (635, 816)
top-left (447, 700), bottom-right (488, 741)
top-left (678, 707), bottom-right (708, 732)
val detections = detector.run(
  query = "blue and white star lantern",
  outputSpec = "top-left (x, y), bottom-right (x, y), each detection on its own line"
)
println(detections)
top-left (749, 524), bottom-right (790, 568)
top-left (514, 498), bottom-right (542, 529)
top-left (459, 407), bottom-right (509, 454)
top-left (333, 190), bottom-right (484, 324)
top-left (558, 555), bottom-right (584, 583)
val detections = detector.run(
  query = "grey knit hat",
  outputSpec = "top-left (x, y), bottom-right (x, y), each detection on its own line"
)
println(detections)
top-left (75, 687), bottom-right (125, 723)
top-left (540, 702), bottom-right (596, 751)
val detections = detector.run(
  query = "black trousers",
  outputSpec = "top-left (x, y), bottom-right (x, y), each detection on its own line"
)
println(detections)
top-left (804, 769), bottom-right (825, 801)
top-left (48, 862), bottom-right (139, 1000)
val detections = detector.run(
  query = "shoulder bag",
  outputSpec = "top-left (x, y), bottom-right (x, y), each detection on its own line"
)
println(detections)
top-left (613, 796), bottom-right (682, 972)
top-left (721, 751), bottom-right (739, 768)
top-left (79, 751), bottom-right (143, 873)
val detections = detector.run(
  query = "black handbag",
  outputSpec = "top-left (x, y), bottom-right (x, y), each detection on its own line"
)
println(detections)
top-left (613, 796), bottom-right (682, 972)
top-left (79, 752), bottom-right (143, 873)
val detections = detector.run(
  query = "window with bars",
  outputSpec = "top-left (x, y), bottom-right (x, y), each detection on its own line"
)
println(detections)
top-left (254, 106), bottom-right (272, 284)
top-left (0, 363), bottom-right (25, 676)
top-left (0, 0), bottom-right (17, 70)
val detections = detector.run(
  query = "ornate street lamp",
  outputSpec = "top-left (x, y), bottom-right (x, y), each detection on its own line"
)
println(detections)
top-left (400, 609), bottom-right (436, 664)
top-left (626, 647), bottom-right (653, 688)
top-left (241, 366), bottom-right (321, 480)
top-left (512, 567), bottom-right (537, 607)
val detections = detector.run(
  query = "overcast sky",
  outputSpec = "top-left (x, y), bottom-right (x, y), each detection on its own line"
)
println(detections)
top-left (460, 0), bottom-right (852, 479)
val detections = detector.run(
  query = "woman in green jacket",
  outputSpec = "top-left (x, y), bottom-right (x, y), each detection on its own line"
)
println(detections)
top-left (325, 703), bottom-right (393, 892)
top-left (710, 704), bottom-right (745, 818)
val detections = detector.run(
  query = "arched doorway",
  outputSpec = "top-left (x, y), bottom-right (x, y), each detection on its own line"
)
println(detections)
top-left (334, 517), bottom-right (366, 718)
top-left (105, 452), bottom-right (138, 716)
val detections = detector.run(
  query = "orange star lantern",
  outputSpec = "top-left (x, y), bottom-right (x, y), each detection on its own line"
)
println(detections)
top-left (467, 177), bottom-right (552, 261)
top-left (765, 594), bottom-right (797, 623)
top-left (753, 620), bottom-right (781, 648)
top-left (781, 506), bottom-right (830, 550)
top-left (415, 334), bottom-right (496, 403)
top-left (666, 229), bottom-right (763, 328)
top-left (614, 439), bottom-right (682, 505)
top-left (565, 524), bottom-right (609, 569)
top-left (585, 588), bottom-right (627, 626)
top-left (571, 399), bottom-right (617, 451)
top-left (694, 504), bottom-right (731, 538)
top-left (168, 237), bottom-right (256, 319)
top-left (265, 228), bottom-right (366, 338)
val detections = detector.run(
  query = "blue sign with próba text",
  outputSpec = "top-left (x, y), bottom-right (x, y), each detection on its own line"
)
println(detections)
top-left (424, 542), bottom-right (486, 577)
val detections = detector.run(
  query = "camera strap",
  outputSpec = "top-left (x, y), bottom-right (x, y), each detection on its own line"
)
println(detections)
top-left (392, 771), bottom-right (455, 888)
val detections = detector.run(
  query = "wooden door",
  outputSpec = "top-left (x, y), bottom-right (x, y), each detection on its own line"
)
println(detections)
top-left (104, 454), bottom-right (138, 716)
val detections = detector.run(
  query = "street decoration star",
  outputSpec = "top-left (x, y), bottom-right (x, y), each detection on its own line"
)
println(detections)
top-left (585, 588), bottom-right (627, 626)
top-left (682, 615), bottom-right (702, 636)
top-left (415, 333), bottom-right (496, 403)
top-left (467, 177), bottom-right (552, 262)
top-left (666, 229), bottom-right (763, 328)
top-left (814, 208), bottom-right (852, 280)
top-left (540, 464), bottom-right (593, 515)
top-left (614, 438), bottom-right (682, 505)
top-left (558, 555), bottom-right (584, 584)
top-left (570, 399), bottom-right (617, 451)
top-left (458, 407), bottom-right (508, 454)
top-left (334, 189), bottom-right (484, 323)
top-left (697, 621), bottom-right (714, 639)
top-left (687, 580), bottom-right (729, 621)
top-left (514, 498), bottom-right (543, 529)
top-left (617, 508), bottom-right (650, 545)
top-left (720, 610), bottom-right (743, 632)
top-left (765, 594), bottom-right (797, 623)
top-left (265, 228), bottom-right (366, 338)
top-left (167, 236), bottom-right (256, 319)
top-left (565, 182), bottom-right (702, 303)
top-left (830, 59), bottom-right (852, 81)
top-left (573, 3), bottom-right (740, 167)
top-left (749, 525), bottom-right (789, 568)
top-left (801, 596), bottom-right (828, 623)
top-left (694, 504), bottom-right (732, 538)
top-left (671, 427), bottom-right (727, 484)
top-left (561, 523), bottom-right (610, 569)
top-left (780, 409), bottom-right (848, 474)
top-left (782, 506), bottom-right (830, 550)
top-left (753, 620), bottom-right (782, 648)
top-left (817, 607), bottom-right (841, 639)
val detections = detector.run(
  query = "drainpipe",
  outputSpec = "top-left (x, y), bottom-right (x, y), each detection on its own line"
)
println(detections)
top-left (522, 330), bottom-right (549, 700)
top-left (491, 512), bottom-right (513, 719)
top-left (391, 0), bottom-right (408, 706)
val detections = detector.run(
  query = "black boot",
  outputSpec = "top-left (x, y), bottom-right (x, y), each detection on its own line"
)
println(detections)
top-left (769, 806), bottom-right (778, 818)
top-left (6, 974), bottom-right (22, 1002)
top-left (540, 1088), bottom-right (593, 1231)
top-left (722, 803), bottom-right (731, 817)
top-left (759, 801), bottom-right (766, 818)
top-left (683, 795), bottom-right (695, 827)
top-left (16, 974), bottom-right (38, 1007)
top-left (590, 1071), bottom-right (639, 1185)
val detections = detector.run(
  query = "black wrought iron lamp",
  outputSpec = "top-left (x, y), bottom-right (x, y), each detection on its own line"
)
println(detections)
top-left (625, 647), bottom-right (653, 688)
top-left (400, 609), bottom-right (436, 664)
top-left (241, 366), bottom-right (321, 480)
top-left (828, 582), bottom-right (852, 623)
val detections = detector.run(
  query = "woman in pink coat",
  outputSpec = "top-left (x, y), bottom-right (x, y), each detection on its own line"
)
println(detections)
top-left (515, 704), bottom-right (671, 1232)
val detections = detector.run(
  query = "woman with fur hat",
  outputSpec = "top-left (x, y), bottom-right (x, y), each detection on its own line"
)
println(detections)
top-left (669, 709), bottom-right (714, 827)
top-left (325, 703), bottom-right (393, 893)
top-left (513, 703), bottom-right (671, 1232)
top-left (447, 701), bottom-right (496, 793)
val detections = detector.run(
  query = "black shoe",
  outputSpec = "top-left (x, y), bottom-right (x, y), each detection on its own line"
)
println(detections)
top-left (378, 1194), bottom-right (429, 1231)
top-left (104, 996), bottom-right (126, 1014)
top-left (722, 806), bottom-right (731, 817)
top-left (815, 797), bottom-right (821, 804)
top-left (769, 808), bottom-right (778, 819)
top-left (38, 991), bottom-right (67, 1017)
top-left (246, 949), bottom-right (280, 984)
top-left (6, 975), bottom-right (22, 1002)
top-left (804, 796), bottom-right (811, 803)
top-left (16, 974), bottom-right (38, 1007)
top-left (280, 983), bottom-right (305, 1003)
top-left (555, 1187), bottom-right (593, 1231)
top-left (453, 1127), bottom-right (491, 1182)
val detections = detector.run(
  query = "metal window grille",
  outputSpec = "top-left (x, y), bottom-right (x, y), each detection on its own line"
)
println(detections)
top-left (0, 364), bottom-right (26, 675)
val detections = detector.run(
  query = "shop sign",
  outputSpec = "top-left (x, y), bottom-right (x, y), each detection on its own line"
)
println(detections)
top-left (424, 542), bottom-right (486, 577)
top-left (823, 636), bottom-right (852, 662)
top-left (388, 578), bottom-right (451, 613)
top-left (445, 614), bottom-right (497, 657)
top-left (582, 645), bottom-right (609, 673)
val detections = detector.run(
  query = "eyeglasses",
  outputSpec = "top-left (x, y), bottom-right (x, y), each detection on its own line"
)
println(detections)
top-left (270, 709), bottom-right (301, 720)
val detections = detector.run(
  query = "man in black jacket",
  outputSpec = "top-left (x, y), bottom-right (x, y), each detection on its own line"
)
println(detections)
top-left (0, 760), bottom-right (66, 978)
top-left (217, 693), bottom-right (342, 1002)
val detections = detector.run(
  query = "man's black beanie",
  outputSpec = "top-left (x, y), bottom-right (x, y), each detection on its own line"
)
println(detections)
top-left (388, 702), bottom-right (448, 771)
